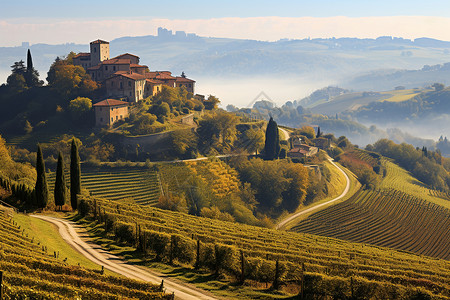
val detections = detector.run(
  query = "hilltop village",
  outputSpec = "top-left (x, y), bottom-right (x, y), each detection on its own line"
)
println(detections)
top-left (73, 39), bottom-right (196, 126)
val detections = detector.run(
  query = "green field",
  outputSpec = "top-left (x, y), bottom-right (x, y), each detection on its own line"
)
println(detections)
top-left (47, 167), bottom-right (161, 206)
top-left (290, 156), bottom-right (450, 260)
top-left (77, 196), bottom-right (450, 299)
top-left (0, 207), bottom-right (170, 299)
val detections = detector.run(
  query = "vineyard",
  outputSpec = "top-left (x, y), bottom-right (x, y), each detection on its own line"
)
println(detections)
top-left (0, 206), bottom-right (170, 299)
top-left (291, 189), bottom-right (450, 260)
top-left (380, 160), bottom-right (450, 209)
top-left (77, 195), bottom-right (450, 299)
top-left (47, 167), bottom-right (161, 205)
top-left (159, 159), bottom-right (241, 198)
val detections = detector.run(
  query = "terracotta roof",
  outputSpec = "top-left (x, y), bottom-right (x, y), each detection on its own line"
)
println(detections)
top-left (288, 148), bottom-right (309, 155)
top-left (107, 72), bottom-right (146, 81)
top-left (113, 53), bottom-right (139, 59)
top-left (176, 76), bottom-right (195, 83)
top-left (73, 52), bottom-right (90, 58)
top-left (146, 79), bottom-right (163, 84)
top-left (93, 99), bottom-right (128, 107)
top-left (146, 71), bottom-right (175, 80)
top-left (101, 58), bottom-right (131, 65)
top-left (130, 64), bottom-right (148, 68)
top-left (90, 39), bottom-right (109, 44)
top-left (87, 65), bottom-right (101, 70)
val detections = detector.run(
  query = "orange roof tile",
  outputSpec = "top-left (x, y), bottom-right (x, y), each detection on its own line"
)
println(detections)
top-left (87, 65), bottom-right (101, 70)
top-left (130, 64), bottom-right (148, 68)
top-left (90, 39), bottom-right (109, 44)
top-left (113, 53), bottom-right (139, 59)
top-left (74, 52), bottom-right (90, 58)
top-left (176, 76), bottom-right (195, 83)
top-left (101, 58), bottom-right (131, 65)
top-left (107, 72), bottom-right (146, 81)
top-left (146, 79), bottom-right (163, 84)
top-left (93, 99), bottom-right (128, 107)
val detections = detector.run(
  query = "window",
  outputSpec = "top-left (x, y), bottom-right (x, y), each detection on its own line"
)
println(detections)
top-left (94, 48), bottom-right (97, 53)
top-left (120, 82), bottom-right (123, 89)
top-left (100, 117), bottom-right (103, 122)
top-left (116, 116), bottom-right (118, 120)
top-left (105, 66), bottom-right (108, 71)
top-left (113, 66), bottom-right (116, 71)
top-left (189, 84), bottom-right (192, 87)
top-left (120, 115), bottom-right (123, 119)
top-left (111, 81), bottom-right (114, 87)
top-left (128, 81), bottom-right (131, 87)
top-left (111, 117), bottom-right (113, 122)
top-left (99, 108), bottom-right (102, 111)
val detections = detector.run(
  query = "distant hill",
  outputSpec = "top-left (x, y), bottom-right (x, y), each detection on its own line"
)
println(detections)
top-left (3, 34), bottom-right (450, 88)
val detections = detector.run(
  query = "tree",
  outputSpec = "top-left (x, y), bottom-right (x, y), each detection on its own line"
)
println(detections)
top-left (204, 95), bottom-right (220, 110)
top-left (70, 138), bottom-right (81, 210)
top-left (243, 128), bottom-right (264, 155)
top-left (25, 49), bottom-right (43, 87)
top-left (47, 58), bottom-right (97, 97)
top-left (35, 144), bottom-right (48, 208)
top-left (317, 127), bottom-right (321, 137)
top-left (264, 117), bottom-right (280, 160)
top-left (68, 97), bottom-right (92, 122)
top-left (54, 152), bottom-right (67, 211)
top-left (432, 83), bottom-right (445, 91)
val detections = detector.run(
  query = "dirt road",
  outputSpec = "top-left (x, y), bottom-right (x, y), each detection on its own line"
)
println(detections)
top-left (31, 215), bottom-right (218, 300)
top-left (276, 156), bottom-right (351, 229)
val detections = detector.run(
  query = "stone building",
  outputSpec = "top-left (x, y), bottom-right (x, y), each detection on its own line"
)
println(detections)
top-left (104, 73), bottom-right (146, 102)
top-left (93, 99), bottom-right (129, 127)
top-left (74, 39), bottom-right (196, 102)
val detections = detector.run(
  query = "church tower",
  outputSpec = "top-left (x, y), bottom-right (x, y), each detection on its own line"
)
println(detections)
top-left (90, 39), bottom-right (110, 66)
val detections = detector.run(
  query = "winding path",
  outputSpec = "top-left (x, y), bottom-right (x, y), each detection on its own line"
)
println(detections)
top-left (276, 156), bottom-right (351, 229)
top-left (30, 215), bottom-right (217, 300)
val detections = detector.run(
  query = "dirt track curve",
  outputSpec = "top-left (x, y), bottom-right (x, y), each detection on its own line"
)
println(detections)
top-left (276, 156), bottom-right (351, 229)
top-left (31, 215), bottom-right (218, 300)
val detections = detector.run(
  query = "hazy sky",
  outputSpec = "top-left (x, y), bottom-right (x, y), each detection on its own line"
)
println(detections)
top-left (3, 0), bottom-right (450, 46)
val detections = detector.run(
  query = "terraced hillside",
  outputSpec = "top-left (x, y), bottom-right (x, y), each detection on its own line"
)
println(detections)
top-left (0, 206), bottom-right (169, 299)
top-left (159, 159), bottom-right (241, 198)
top-left (292, 189), bottom-right (450, 259)
top-left (291, 157), bottom-right (450, 260)
top-left (77, 196), bottom-right (450, 299)
top-left (48, 167), bottom-right (161, 205)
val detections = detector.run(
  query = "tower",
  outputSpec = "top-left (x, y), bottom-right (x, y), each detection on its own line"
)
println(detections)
top-left (90, 39), bottom-right (110, 66)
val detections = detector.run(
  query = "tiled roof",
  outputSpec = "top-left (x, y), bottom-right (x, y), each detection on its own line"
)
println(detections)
top-left (130, 64), bottom-right (148, 68)
top-left (113, 53), bottom-right (139, 59)
top-left (146, 79), bottom-right (163, 84)
top-left (176, 76), bottom-right (195, 83)
top-left (101, 58), bottom-right (131, 65)
top-left (73, 52), bottom-right (90, 58)
top-left (107, 72), bottom-right (146, 81)
top-left (146, 71), bottom-right (175, 80)
top-left (288, 148), bottom-right (309, 154)
top-left (90, 39), bottom-right (109, 44)
top-left (93, 99), bottom-right (128, 107)
top-left (87, 65), bottom-right (101, 70)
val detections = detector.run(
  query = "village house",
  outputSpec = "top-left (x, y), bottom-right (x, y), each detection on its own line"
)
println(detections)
top-left (73, 39), bottom-right (196, 101)
top-left (104, 72), bottom-right (146, 102)
top-left (93, 99), bottom-right (129, 127)
top-left (287, 144), bottom-right (318, 159)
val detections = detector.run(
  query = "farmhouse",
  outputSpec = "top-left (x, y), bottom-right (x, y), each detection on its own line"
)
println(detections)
top-left (287, 144), bottom-right (318, 158)
top-left (93, 99), bottom-right (129, 127)
top-left (73, 39), bottom-right (196, 102)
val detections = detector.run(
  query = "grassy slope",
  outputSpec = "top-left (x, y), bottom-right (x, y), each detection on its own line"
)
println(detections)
top-left (380, 159), bottom-right (450, 209)
top-left (280, 159), bottom-right (360, 229)
top-left (0, 207), bottom-right (168, 299)
top-left (381, 88), bottom-right (422, 102)
top-left (290, 157), bottom-right (450, 260)
top-left (74, 197), bottom-right (450, 299)
top-left (12, 212), bottom-right (109, 272)
top-left (47, 167), bottom-right (161, 206)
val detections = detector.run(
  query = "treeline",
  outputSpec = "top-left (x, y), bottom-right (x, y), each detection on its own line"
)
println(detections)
top-left (367, 139), bottom-right (450, 191)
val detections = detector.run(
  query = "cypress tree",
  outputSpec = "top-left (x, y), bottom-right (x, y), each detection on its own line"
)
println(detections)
top-left (264, 117), bottom-right (280, 160)
top-left (70, 138), bottom-right (81, 210)
top-left (54, 151), bottom-right (67, 211)
top-left (35, 144), bottom-right (48, 208)
top-left (317, 127), bottom-right (321, 137)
